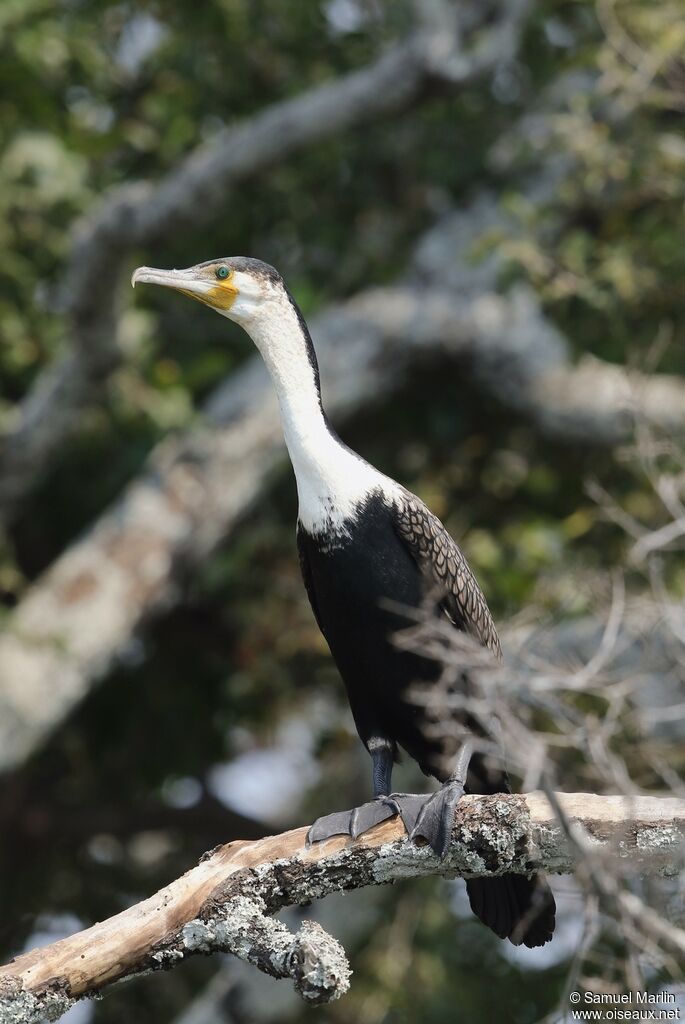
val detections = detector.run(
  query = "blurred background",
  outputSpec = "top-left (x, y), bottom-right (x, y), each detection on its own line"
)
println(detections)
top-left (1, 0), bottom-right (685, 1021)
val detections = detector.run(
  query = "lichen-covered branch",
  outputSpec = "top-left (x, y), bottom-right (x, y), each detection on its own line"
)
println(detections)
top-left (0, 792), bottom-right (683, 1023)
top-left (178, 897), bottom-right (350, 1006)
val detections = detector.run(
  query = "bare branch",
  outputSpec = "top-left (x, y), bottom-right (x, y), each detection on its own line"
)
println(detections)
top-left (1, 792), bottom-right (683, 1023)
top-left (631, 516), bottom-right (685, 563)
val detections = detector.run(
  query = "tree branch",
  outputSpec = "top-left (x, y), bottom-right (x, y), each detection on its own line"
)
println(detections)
top-left (1, 792), bottom-right (682, 1022)
top-left (330, 283), bottom-right (685, 443)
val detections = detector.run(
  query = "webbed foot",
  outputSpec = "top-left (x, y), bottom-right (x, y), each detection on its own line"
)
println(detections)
top-left (307, 798), bottom-right (397, 845)
top-left (383, 792), bottom-right (430, 835)
top-left (410, 780), bottom-right (465, 858)
top-left (306, 783), bottom-right (464, 857)
top-left (307, 793), bottom-right (432, 846)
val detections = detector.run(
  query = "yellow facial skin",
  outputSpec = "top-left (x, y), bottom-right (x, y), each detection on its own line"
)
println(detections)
top-left (179, 283), bottom-right (238, 311)
top-left (181, 267), bottom-right (238, 312)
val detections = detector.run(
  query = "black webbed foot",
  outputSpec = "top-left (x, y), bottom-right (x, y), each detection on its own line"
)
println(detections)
top-left (383, 792), bottom-right (430, 835)
top-left (307, 783), bottom-right (465, 857)
top-left (307, 798), bottom-right (397, 846)
top-left (306, 807), bottom-right (355, 844)
top-left (410, 780), bottom-right (465, 858)
top-left (350, 799), bottom-right (399, 838)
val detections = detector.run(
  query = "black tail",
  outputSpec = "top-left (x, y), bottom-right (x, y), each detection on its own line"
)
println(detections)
top-left (466, 873), bottom-right (556, 948)
top-left (429, 751), bottom-right (556, 946)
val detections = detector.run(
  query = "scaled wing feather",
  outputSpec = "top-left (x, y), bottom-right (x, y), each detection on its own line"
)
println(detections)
top-left (393, 489), bottom-right (502, 659)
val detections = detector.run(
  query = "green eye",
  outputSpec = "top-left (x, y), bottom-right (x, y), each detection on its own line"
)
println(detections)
top-left (216, 266), bottom-right (230, 280)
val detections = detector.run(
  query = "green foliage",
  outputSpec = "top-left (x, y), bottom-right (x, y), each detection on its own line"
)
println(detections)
top-left (501, 1), bottom-right (685, 369)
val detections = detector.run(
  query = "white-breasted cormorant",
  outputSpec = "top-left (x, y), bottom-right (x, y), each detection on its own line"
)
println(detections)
top-left (132, 257), bottom-right (555, 948)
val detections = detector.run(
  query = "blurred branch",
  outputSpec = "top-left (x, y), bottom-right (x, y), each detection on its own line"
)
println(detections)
top-left (340, 282), bottom-right (685, 444)
top-left (1, 791), bottom-right (682, 1022)
top-left (0, 0), bottom-right (532, 526)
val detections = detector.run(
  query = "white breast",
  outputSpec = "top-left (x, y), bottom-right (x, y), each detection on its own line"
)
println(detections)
top-left (294, 442), bottom-right (399, 536)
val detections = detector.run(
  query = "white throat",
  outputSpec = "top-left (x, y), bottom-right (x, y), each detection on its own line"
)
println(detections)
top-left (246, 295), bottom-right (393, 534)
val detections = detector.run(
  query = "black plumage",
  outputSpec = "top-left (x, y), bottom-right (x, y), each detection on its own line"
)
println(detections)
top-left (299, 489), bottom-right (555, 948)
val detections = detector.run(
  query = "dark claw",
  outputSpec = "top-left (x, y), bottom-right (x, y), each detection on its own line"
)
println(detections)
top-left (410, 781), bottom-right (465, 858)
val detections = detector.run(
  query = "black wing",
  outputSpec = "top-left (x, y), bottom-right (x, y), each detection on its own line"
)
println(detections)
top-left (392, 489), bottom-right (502, 659)
top-left (296, 524), bottom-right (326, 637)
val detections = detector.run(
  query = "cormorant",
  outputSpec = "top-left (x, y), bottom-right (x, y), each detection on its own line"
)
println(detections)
top-left (132, 257), bottom-right (555, 948)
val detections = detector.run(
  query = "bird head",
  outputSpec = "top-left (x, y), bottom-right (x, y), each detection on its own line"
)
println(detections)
top-left (131, 257), bottom-right (284, 326)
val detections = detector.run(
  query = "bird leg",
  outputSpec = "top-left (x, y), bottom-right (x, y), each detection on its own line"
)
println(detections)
top-left (363, 740), bottom-right (430, 837)
top-left (307, 738), bottom-right (399, 845)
